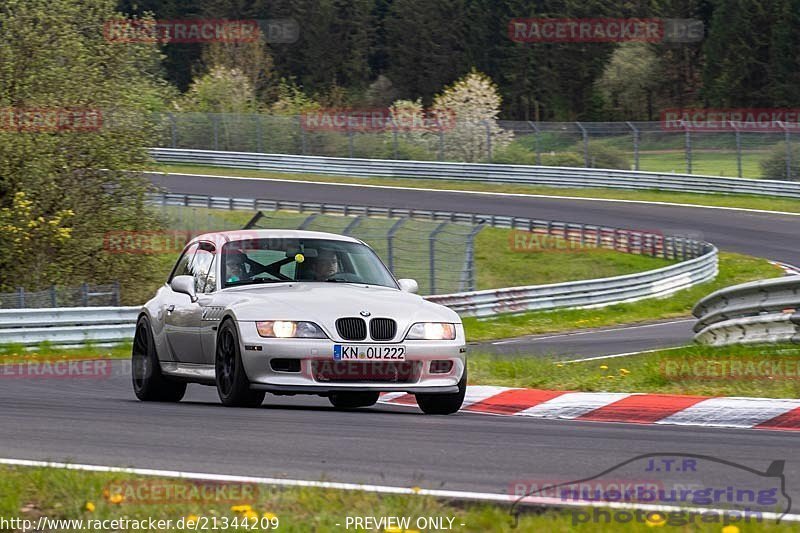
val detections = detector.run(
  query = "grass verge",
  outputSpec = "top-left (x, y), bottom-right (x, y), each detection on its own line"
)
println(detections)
top-left (463, 252), bottom-right (783, 341)
top-left (153, 164), bottom-right (800, 214)
top-left (469, 344), bottom-right (800, 399)
top-left (0, 465), bottom-right (792, 532)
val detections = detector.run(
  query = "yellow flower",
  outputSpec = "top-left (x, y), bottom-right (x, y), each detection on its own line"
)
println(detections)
top-left (556, 363), bottom-right (564, 368)
top-left (230, 504), bottom-right (252, 513)
top-left (84, 502), bottom-right (95, 512)
top-left (721, 527), bottom-right (740, 533)
top-left (645, 512), bottom-right (666, 527)
top-left (385, 528), bottom-right (403, 533)
top-left (185, 515), bottom-right (199, 523)
top-left (607, 375), bottom-right (615, 380)
top-left (244, 510), bottom-right (259, 520)
top-left (619, 368), bottom-right (630, 375)
top-left (599, 365), bottom-right (609, 370)
top-left (108, 493), bottom-right (124, 504)
top-left (410, 486), bottom-right (422, 494)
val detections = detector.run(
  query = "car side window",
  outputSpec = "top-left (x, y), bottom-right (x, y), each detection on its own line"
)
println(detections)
top-left (190, 242), bottom-right (216, 293)
top-left (169, 243), bottom-right (199, 282)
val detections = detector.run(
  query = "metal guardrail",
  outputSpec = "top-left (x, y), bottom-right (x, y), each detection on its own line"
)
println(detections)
top-left (0, 307), bottom-right (139, 346)
top-left (430, 248), bottom-right (717, 317)
top-left (150, 148), bottom-right (800, 199)
top-left (692, 276), bottom-right (800, 345)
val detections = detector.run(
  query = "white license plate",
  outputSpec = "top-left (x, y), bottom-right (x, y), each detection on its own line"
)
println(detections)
top-left (333, 344), bottom-right (406, 361)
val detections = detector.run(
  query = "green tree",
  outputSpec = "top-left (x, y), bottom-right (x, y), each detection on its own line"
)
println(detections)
top-left (0, 0), bottom-right (170, 301)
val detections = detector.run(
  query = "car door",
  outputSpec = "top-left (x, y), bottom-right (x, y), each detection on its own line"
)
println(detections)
top-left (164, 242), bottom-right (203, 363)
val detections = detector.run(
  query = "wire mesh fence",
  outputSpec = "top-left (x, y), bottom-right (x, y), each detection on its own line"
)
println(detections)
top-left (0, 283), bottom-right (120, 309)
top-left (145, 202), bottom-right (483, 294)
top-left (244, 211), bottom-right (482, 295)
top-left (151, 112), bottom-right (798, 180)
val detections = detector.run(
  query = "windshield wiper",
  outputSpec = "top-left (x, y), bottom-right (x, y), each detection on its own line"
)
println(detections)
top-left (225, 278), bottom-right (287, 287)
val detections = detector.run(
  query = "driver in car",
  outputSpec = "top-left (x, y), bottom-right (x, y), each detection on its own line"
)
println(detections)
top-left (310, 249), bottom-right (339, 281)
top-left (225, 250), bottom-right (250, 283)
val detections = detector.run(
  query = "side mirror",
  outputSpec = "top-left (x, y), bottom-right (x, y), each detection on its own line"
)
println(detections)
top-left (170, 275), bottom-right (198, 302)
top-left (397, 278), bottom-right (418, 294)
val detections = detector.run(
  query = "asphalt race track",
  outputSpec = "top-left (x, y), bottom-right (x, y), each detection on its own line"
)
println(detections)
top-left (477, 319), bottom-right (695, 358)
top-left (2, 362), bottom-right (799, 503)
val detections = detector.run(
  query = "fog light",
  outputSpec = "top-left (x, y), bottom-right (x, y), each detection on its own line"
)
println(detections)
top-left (430, 360), bottom-right (453, 374)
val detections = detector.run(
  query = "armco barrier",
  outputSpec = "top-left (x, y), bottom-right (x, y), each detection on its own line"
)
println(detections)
top-left (149, 148), bottom-right (800, 199)
top-left (0, 307), bottom-right (139, 346)
top-left (693, 276), bottom-right (800, 345)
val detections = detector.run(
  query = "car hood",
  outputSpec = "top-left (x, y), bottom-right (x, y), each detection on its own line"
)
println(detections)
top-left (223, 283), bottom-right (460, 326)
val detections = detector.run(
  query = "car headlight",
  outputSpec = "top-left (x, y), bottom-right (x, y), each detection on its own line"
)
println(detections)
top-left (255, 321), bottom-right (327, 339)
top-left (405, 322), bottom-right (456, 340)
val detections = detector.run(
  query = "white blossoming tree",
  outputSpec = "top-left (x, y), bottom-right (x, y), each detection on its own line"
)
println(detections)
top-left (431, 70), bottom-right (513, 162)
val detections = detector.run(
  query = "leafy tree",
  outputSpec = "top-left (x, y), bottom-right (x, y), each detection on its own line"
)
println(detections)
top-left (596, 43), bottom-right (660, 120)
top-left (174, 66), bottom-right (257, 113)
top-left (0, 0), bottom-right (170, 301)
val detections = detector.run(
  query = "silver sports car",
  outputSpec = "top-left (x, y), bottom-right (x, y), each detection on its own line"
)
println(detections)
top-left (132, 230), bottom-right (467, 414)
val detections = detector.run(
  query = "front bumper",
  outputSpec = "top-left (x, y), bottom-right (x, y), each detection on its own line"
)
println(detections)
top-left (237, 321), bottom-right (466, 394)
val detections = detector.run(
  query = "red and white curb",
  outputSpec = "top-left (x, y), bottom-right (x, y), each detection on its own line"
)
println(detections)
top-left (380, 388), bottom-right (800, 431)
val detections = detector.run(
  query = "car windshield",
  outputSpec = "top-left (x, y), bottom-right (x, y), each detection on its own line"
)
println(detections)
top-left (221, 238), bottom-right (398, 289)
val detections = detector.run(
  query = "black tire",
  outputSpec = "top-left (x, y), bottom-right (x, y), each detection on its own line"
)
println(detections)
top-left (215, 319), bottom-right (265, 408)
top-left (131, 315), bottom-right (187, 402)
top-left (328, 391), bottom-right (380, 409)
top-left (415, 368), bottom-right (467, 415)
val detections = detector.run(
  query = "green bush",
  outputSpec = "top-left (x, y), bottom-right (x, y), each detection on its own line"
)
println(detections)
top-left (539, 152), bottom-right (586, 167)
top-left (759, 142), bottom-right (800, 181)
top-left (585, 141), bottom-right (631, 169)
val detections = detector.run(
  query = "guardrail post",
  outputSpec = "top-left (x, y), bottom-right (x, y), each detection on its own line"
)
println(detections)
top-left (428, 222), bottom-right (448, 295)
top-left (437, 122), bottom-right (445, 161)
top-left (168, 112), bottom-right (177, 148)
top-left (81, 283), bottom-right (89, 306)
top-left (576, 121), bottom-right (589, 167)
top-left (212, 114), bottom-right (220, 151)
top-left (387, 217), bottom-right (407, 273)
top-left (626, 121), bottom-right (639, 170)
top-left (683, 122), bottom-right (692, 174)
top-left (112, 281), bottom-right (120, 306)
top-left (483, 120), bottom-right (492, 162)
top-left (781, 121), bottom-right (792, 180)
top-left (17, 287), bottom-right (24, 308)
top-left (730, 121), bottom-right (742, 178)
top-left (256, 115), bottom-right (264, 153)
top-left (342, 215), bottom-right (363, 235)
top-left (50, 285), bottom-right (57, 307)
top-left (392, 122), bottom-right (399, 160)
top-left (461, 222), bottom-right (485, 291)
top-left (527, 121), bottom-right (541, 165)
top-left (347, 122), bottom-right (354, 158)
top-left (298, 116), bottom-right (307, 155)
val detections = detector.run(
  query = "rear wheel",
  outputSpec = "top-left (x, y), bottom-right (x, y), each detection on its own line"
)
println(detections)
top-left (415, 369), bottom-right (467, 415)
top-left (131, 315), bottom-right (186, 402)
top-left (215, 320), bottom-right (265, 408)
top-left (328, 391), bottom-right (380, 409)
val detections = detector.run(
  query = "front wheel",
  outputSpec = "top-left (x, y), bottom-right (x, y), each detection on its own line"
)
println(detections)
top-left (131, 315), bottom-right (186, 402)
top-left (215, 320), bottom-right (265, 408)
top-left (328, 391), bottom-right (379, 409)
top-left (415, 368), bottom-right (467, 415)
